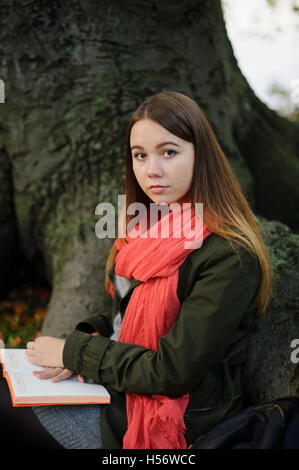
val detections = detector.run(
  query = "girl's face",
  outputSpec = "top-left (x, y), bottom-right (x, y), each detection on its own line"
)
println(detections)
top-left (130, 119), bottom-right (195, 205)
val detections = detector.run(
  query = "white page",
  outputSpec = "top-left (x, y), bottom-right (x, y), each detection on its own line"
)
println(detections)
top-left (8, 370), bottom-right (109, 398)
top-left (1, 348), bottom-right (44, 374)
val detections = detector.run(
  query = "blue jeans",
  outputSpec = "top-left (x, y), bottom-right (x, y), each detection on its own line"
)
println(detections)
top-left (32, 404), bottom-right (103, 449)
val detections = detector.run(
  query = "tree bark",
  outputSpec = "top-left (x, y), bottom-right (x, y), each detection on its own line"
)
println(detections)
top-left (0, 0), bottom-right (298, 401)
top-left (243, 217), bottom-right (299, 403)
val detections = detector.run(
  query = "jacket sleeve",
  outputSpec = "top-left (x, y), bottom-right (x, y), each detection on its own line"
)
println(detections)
top-left (71, 291), bottom-right (119, 337)
top-left (62, 244), bottom-right (260, 396)
top-left (74, 310), bottom-right (114, 337)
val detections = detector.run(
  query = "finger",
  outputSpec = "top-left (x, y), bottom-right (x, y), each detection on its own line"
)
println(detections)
top-left (78, 374), bottom-right (85, 383)
top-left (26, 348), bottom-right (37, 359)
top-left (33, 367), bottom-right (63, 380)
top-left (33, 367), bottom-right (55, 379)
top-left (26, 351), bottom-right (36, 362)
top-left (26, 341), bottom-right (35, 350)
top-left (51, 370), bottom-right (73, 383)
top-left (26, 351), bottom-right (46, 367)
top-left (26, 349), bottom-right (39, 361)
top-left (51, 369), bottom-right (73, 383)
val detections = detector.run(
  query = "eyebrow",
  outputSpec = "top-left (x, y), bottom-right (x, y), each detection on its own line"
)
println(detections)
top-left (130, 141), bottom-right (181, 151)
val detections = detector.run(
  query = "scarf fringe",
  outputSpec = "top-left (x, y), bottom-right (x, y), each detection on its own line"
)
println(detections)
top-left (150, 414), bottom-right (187, 449)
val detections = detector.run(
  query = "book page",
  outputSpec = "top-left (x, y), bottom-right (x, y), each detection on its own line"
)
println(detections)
top-left (1, 349), bottom-right (44, 374)
top-left (7, 370), bottom-right (110, 399)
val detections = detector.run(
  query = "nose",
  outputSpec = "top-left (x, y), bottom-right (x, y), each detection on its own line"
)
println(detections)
top-left (146, 155), bottom-right (163, 177)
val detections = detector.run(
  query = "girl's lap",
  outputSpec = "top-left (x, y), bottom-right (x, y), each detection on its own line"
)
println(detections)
top-left (32, 403), bottom-right (103, 449)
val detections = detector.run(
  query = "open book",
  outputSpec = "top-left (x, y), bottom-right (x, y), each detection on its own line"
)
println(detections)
top-left (0, 348), bottom-right (110, 406)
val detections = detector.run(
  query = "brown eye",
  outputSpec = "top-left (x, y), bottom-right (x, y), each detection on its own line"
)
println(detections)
top-left (134, 153), bottom-right (146, 160)
top-left (163, 150), bottom-right (176, 158)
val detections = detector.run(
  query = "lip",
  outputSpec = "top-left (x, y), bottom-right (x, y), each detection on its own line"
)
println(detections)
top-left (149, 186), bottom-right (168, 194)
top-left (149, 185), bottom-right (167, 188)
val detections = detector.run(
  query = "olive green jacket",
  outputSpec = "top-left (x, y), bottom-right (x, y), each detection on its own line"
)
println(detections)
top-left (63, 233), bottom-right (261, 449)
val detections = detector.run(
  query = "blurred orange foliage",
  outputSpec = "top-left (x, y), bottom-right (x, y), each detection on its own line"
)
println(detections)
top-left (13, 301), bottom-right (28, 316)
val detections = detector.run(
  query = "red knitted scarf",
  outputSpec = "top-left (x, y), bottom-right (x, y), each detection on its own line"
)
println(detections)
top-left (109, 203), bottom-right (212, 448)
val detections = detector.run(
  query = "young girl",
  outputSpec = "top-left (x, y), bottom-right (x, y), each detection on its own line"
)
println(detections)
top-left (25, 91), bottom-right (273, 449)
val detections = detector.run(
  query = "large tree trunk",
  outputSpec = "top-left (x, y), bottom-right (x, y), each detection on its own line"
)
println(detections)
top-left (0, 0), bottom-right (298, 401)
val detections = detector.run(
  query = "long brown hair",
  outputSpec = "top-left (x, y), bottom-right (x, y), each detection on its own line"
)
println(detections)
top-left (105, 91), bottom-right (273, 316)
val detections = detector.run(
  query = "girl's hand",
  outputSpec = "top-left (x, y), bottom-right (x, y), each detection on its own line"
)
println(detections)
top-left (33, 366), bottom-right (74, 382)
top-left (26, 336), bottom-right (65, 368)
top-left (32, 366), bottom-right (86, 383)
